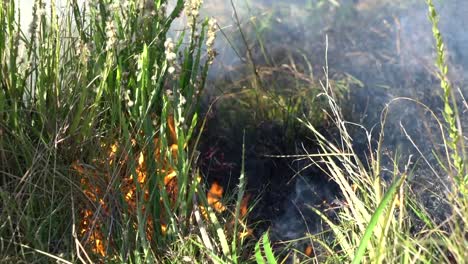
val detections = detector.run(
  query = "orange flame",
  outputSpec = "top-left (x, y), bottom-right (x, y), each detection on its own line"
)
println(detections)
top-left (238, 193), bottom-right (252, 239)
top-left (167, 115), bottom-right (177, 144)
top-left (305, 245), bottom-right (314, 257)
top-left (72, 115), bottom-right (185, 258)
top-left (73, 114), bottom-right (257, 258)
top-left (240, 193), bottom-right (251, 217)
top-left (207, 181), bottom-right (226, 213)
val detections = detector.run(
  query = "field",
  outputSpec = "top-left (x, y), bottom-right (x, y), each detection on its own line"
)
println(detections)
top-left (1, 0), bottom-right (467, 263)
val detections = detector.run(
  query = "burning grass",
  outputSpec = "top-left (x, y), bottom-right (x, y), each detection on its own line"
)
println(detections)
top-left (70, 120), bottom-right (179, 257)
top-left (0, 0), bottom-right (240, 261)
top-left (1, 0), bottom-right (468, 263)
top-left (70, 113), bottom-right (252, 260)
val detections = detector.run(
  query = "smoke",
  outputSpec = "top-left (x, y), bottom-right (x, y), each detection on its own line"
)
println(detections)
top-left (16, 0), bottom-right (467, 245)
top-left (201, 0), bottom-right (468, 243)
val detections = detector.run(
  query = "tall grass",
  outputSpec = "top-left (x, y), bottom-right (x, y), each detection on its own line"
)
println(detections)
top-left (299, 2), bottom-right (468, 263)
top-left (426, 0), bottom-right (467, 193)
top-left (0, 0), bottom-right (230, 262)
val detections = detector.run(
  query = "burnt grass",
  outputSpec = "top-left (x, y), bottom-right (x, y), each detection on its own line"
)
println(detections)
top-left (197, 100), bottom-right (341, 250)
top-left (196, 0), bottom-right (467, 258)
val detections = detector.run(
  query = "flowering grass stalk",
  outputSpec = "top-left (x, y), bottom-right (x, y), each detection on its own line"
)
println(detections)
top-left (0, 0), bottom-right (225, 262)
top-left (426, 0), bottom-right (467, 194)
top-left (297, 4), bottom-right (468, 262)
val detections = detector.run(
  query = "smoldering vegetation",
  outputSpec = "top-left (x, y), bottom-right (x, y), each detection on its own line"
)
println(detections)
top-left (199, 0), bottom-right (468, 246)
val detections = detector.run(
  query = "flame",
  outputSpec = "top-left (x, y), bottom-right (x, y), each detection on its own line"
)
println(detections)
top-left (305, 245), bottom-right (314, 257)
top-left (79, 207), bottom-right (106, 257)
top-left (207, 181), bottom-right (226, 213)
top-left (73, 114), bottom-right (257, 258)
top-left (164, 170), bottom-right (177, 185)
top-left (238, 193), bottom-right (253, 239)
top-left (240, 193), bottom-right (251, 217)
top-left (170, 144), bottom-right (178, 159)
top-left (238, 228), bottom-right (252, 239)
top-left (138, 152), bottom-right (145, 166)
top-left (167, 115), bottom-right (177, 143)
top-left (72, 115), bottom-right (185, 258)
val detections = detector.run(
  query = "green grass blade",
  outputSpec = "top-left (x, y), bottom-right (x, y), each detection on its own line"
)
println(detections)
top-left (351, 174), bottom-right (407, 264)
top-left (254, 239), bottom-right (266, 264)
top-left (231, 132), bottom-right (247, 261)
top-left (262, 232), bottom-right (277, 264)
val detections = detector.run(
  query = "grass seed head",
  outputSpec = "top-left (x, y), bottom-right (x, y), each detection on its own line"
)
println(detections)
top-left (105, 19), bottom-right (117, 52)
top-left (206, 17), bottom-right (217, 64)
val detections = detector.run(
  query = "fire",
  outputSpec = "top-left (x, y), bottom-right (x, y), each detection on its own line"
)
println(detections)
top-left (238, 193), bottom-right (252, 239)
top-left (167, 115), bottom-right (177, 143)
top-left (72, 115), bottom-right (182, 258)
top-left (305, 245), bottom-right (314, 257)
top-left (240, 193), bottom-right (251, 217)
top-left (73, 114), bottom-right (255, 258)
top-left (207, 181), bottom-right (226, 212)
top-left (205, 181), bottom-right (253, 239)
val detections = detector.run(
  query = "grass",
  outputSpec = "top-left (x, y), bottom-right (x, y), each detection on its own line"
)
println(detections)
top-left (295, 2), bottom-right (468, 263)
top-left (0, 0), bottom-right (233, 262)
top-left (1, 0), bottom-right (467, 263)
